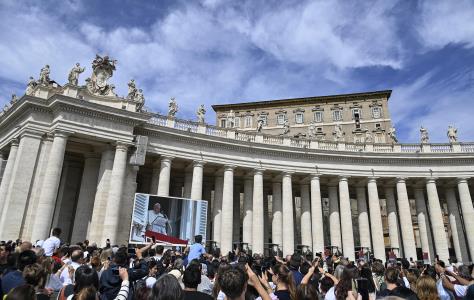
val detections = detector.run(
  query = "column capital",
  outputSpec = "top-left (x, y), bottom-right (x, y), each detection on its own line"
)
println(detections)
top-left (84, 152), bottom-right (101, 160)
top-left (396, 177), bottom-right (407, 183)
top-left (115, 142), bottom-right (129, 151)
top-left (160, 155), bottom-right (174, 162)
top-left (338, 175), bottom-right (350, 182)
top-left (253, 168), bottom-right (265, 175)
top-left (223, 165), bottom-right (236, 172)
top-left (426, 177), bottom-right (438, 184)
top-left (456, 177), bottom-right (470, 184)
top-left (367, 176), bottom-right (379, 183)
top-left (193, 160), bottom-right (206, 168)
top-left (282, 171), bottom-right (293, 177)
top-left (10, 138), bottom-right (19, 147)
top-left (52, 130), bottom-right (73, 138)
top-left (20, 129), bottom-right (44, 140)
top-left (309, 174), bottom-right (320, 180)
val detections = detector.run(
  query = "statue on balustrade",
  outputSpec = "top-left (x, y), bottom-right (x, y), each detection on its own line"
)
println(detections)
top-left (226, 110), bottom-right (235, 128)
top-left (25, 77), bottom-right (37, 96)
top-left (127, 79), bottom-right (137, 100)
top-left (135, 89), bottom-right (145, 112)
top-left (447, 125), bottom-right (458, 143)
top-left (388, 127), bottom-right (398, 143)
top-left (68, 63), bottom-right (85, 86)
top-left (197, 104), bottom-right (206, 123)
top-left (168, 97), bottom-right (178, 117)
top-left (38, 65), bottom-right (51, 85)
top-left (364, 129), bottom-right (373, 143)
top-left (86, 54), bottom-right (117, 97)
top-left (334, 124), bottom-right (344, 142)
top-left (10, 94), bottom-right (18, 105)
top-left (256, 117), bottom-right (264, 133)
top-left (420, 126), bottom-right (429, 144)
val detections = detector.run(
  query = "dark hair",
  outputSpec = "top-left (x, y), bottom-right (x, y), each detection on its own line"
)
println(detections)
top-left (194, 235), bottom-right (203, 244)
top-left (371, 261), bottom-right (385, 276)
top-left (335, 267), bottom-right (354, 300)
top-left (74, 266), bottom-right (99, 295)
top-left (52, 228), bottom-right (62, 237)
top-left (320, 276), bottom-right (334, 294)
top-left (385, 267), bottom-right (400, 284)
top-left (289, 253), bottom-right (302, 269)
top-left (71, 250), bottom-right (84, 263)
top-left (17, 250), bottom-right (37, 271)
top-left (218, 267), bottom-right (247, 299)
top-left (5, 284), bottom-right (35, 300)
top-left (156, 245), bottom-right (164, 255)
top-left (359, 266), bottom-right (376, 293)
top-left (272, 263), bottom-right (296, 300)
top-left (22, 263), bottom-right (46, 288)
top-left (150, 274), bottom-right (184, 300)
top-left (114, 250), bottom-right (128, 266)
top-left (183, 264), bottom-right (201, 289)
top-left (296, 282), bottom-right (320, 300)
top-left (76, 286), bottom-right (97, 300)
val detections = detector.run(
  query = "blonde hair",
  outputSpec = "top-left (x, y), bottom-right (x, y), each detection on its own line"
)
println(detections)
top-left (415, 275), bottom-right (439, 300)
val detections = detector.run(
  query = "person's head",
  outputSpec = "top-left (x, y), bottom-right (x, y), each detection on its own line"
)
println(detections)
top-left (113, 250), bottom-right (128, 267)
top-left (150, 274), bottom-right (184, 300)
top-left (156, 245), bottom-right (164, 256)
top-left (218, 267), bottom-right (247, 300)
top-left (334, 264), bottom-right (345, 280)
top-left (17, 250), bottom-right (37, 271)
top-left (296, 282), bottom-right (320, 300)
top-left (90, 256), bottom-right (101, 271)
top-left (5, 284), bottom-right (35, 300)
top-left (415, 275), bottom-right (438, 300)
top-left (153, 203), bottom-right (161, 213)
top-left (385, 267), bottom-right (400, 284)
top-left (270, 263), bottom-right (296, 298)
top-left (319, 276), bottom-right (334, 294)
top-left (71, 249), bottom-right (84, 264)
top-left (20, 241), bottom-right (32, 253)
top-left (52, 227), bottom-right (61, 237)
top-left (194, 235), bottom-right (203, 244)
top-left (148, 260), bottom-right (158, 277)
top-left (457, 264), bottom-right (472, 280)
top-left (359, 266), bottom-right (376, 293)
top-left (76, 286), bottom-right (98, 300)
top-left (183, 264), bottom-right (201, 289)
top-left (74, 265), bottom-right (99, 294)
top-left (22, 263), bottom-right (47, 288)
top-left (371, 261), bottom-right (385, 276)
top-left (335, 267), bottom-right (355, 300)
top-left (289, 253), bottom-right (301, 270)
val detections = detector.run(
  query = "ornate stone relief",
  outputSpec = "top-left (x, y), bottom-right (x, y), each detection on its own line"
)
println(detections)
top-left (85, 54), bottom-right (117, 97)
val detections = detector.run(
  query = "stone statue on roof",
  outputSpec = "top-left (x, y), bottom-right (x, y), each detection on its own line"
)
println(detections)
top-left (39, 65), bottom-right (51, 85)
top-left (68, 63), bottom-right (85, 86)
top-left (447, 125), bottom-right (458, 143)
top-left (256, 118), bottom-right (264, 133)
top-left (135, 89), bottom-right (145, 112)
top-left (168, 97), bottom-right (178, 117)
top-left (364, 128), bottom-right (373, 143)
top-left (283, 118), bottom-right (290, 135)
top-left (226, 110), bottom-right (235, 128)
top-left (420, 126), bottom-right (429, 144)
top-left (388, 127), bottom-right (398, 143)
top-left (308, 121), bottom-right (316, 138)
top-left (26, 76), bottom-right (37, 95)
top-left (334, 124), bottom-right (344, 142)
top-left (197, 104), bottom-right (206, 123)
top-left (86, 54), bottom-right (117, 97)
top-left (127, 79), bottom-right (137, 100)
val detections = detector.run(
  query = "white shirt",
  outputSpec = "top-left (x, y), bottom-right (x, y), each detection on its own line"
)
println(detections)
top-left (146, 277), bottom-right (157, 288)
top-left (60, 262), bottom-right (81, 285)
top-left (325, 286), bottom-right (336, 300)
top-left (42, 236), bottom-right (60, 256)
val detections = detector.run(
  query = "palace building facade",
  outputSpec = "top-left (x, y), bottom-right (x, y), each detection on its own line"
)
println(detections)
top-left (0, 56), bottom-right (473, 264)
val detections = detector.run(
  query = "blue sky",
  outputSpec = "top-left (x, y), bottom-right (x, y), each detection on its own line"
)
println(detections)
top-left (0, 0), bottom-right (473, 143)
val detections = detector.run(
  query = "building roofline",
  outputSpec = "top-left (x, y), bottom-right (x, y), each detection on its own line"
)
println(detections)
top-left (211, 90), bottom-right (392, 111)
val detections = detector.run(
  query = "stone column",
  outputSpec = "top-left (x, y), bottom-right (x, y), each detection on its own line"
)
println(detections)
top-left (242, 176), bottom-right (253, 247)
top-left (252, 169), bottom-right (264, 254)
top-left (272, 181), bottom-right (283, 249)
top-left (191, 161), bottom-right (205, 199)
top-left (233, 184), bottom-right (241, 243)
top-left (157, 156), bottom-right (173, 197)
top-left (426, 178), bottom-right (450, 262)
top-left (149, 159), bottom-right (161, 194)
top-left (0, 140), bottom-right (19, 214)
top-left (339, 176), bottom-right (355, 260)
top-left (396, 178), bottom-right (417, 260)
top-left (30, 131), bottom-right (69, 241)
top-left (212, 175), bottom-right (224, 244)
top-left (310, 175), bottom-right (324, 253)
top-left (101, 143), bottom-right (129, 244)
top-left (263, 189), bottom-right (270, 248)
top-left (414, 188), bottom-right (434, 261)
top-left (300, 183), bottom-right (312, 248)
top-left (457, 178), bottom-right (474, 260)
top-left (183, 171), bottom-right (192, 198)
top-left (367, 178), bottom-right (386, 261)
top-left (220, 165), bottom-right (235, 254)
top-left (445, 187), bottom-right (468, 262)
top-left (282, 172), bottom-right (295, 255)
top-left (203, 181), bottom-right (213, 241)
top-left (385, 186), bottom-right (401, 256)
top-left (0, 133), bottom-right (42, 240)
top-left (328, 185), bottom-right (342, 251)
top-left (117, 165), bottom-right (139, 245)
top-left (88, 148), bottom-right (114, 244)
top-left (70, 153), bottom-right (101, 243)
top-left (356, 186), bottom-right (371, 250)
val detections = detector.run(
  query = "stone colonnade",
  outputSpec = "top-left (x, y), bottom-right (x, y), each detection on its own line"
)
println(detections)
top-left (0, 131), bottom-right (473, 263)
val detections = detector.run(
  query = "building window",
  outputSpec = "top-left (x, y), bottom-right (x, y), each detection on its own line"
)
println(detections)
top-left (333, 110), bottom-right (342, 121)
top-left (314, 111), bottom-right (323, 122)
top-left (317, 127), bottom-right (322, 132)
top-left (372, 107), bottom-right (382, 119)
top-left (245, 116), bottom-right (252, 128)
top-left (375, 123), bottom-right (381, 129)
top-left (220, 119), bottom-right (226, 128)
top-left (277, 114), bottom-right (285, 125)
top-left (234, 117), bottom-right (240, 128)
top-left (295, 113), bottom-right (304, 124)
top-left (352, 108), bottom-right (361, 120)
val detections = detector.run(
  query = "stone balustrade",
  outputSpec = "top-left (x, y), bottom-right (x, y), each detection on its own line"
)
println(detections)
top-left (147, 114), bottom-right (474, 154)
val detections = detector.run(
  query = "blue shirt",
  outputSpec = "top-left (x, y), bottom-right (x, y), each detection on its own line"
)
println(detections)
top-left (187, 243), bottom-right (206, 262)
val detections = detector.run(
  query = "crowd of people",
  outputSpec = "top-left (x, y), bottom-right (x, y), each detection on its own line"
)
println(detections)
top-left (0, 228), bottom-right (473, 300)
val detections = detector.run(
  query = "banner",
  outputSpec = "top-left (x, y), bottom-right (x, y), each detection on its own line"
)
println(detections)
top-left (129, 193), bottom-right (208, 245)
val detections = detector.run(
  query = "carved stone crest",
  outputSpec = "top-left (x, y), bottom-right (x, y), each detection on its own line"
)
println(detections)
top-left (86, 54), bottom-right (117, 97)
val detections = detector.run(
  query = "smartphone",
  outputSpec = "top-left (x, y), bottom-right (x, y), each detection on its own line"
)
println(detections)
top-left (357, 278), bottom-right (369, 300)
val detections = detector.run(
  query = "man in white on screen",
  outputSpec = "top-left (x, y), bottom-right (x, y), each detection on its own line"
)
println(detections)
top-left (42, 227), bottom-right (61, 257)
top-left (147, 203), bottom-right (172, 235)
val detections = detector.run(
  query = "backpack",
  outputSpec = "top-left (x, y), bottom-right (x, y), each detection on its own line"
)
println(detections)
top-left (133, 276), bottom-right (149, 293)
